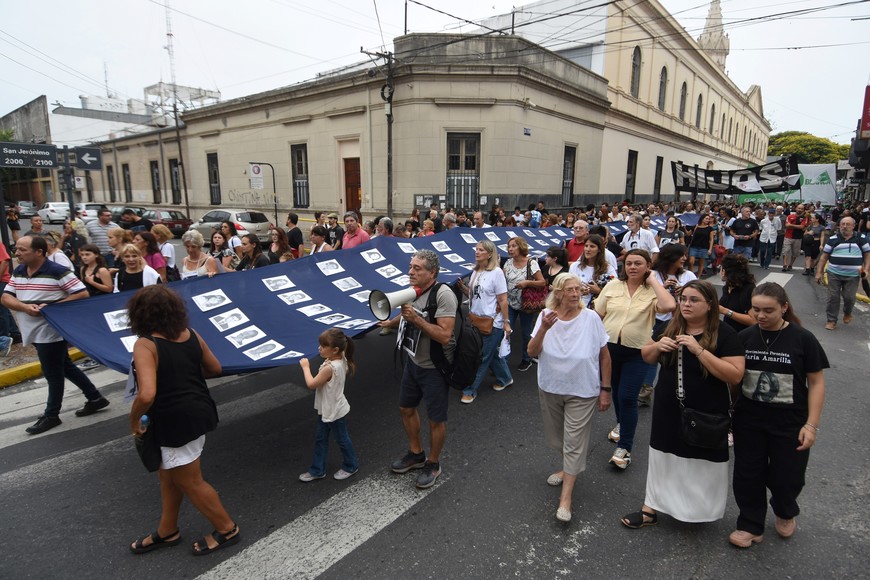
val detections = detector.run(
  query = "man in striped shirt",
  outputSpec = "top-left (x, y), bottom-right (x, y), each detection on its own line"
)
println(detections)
top-left (1, 236), bottom-right (109, 435)
top-left (815, 216), bottom-right (870, 330)
top-left (85, 208), bottom-right (119, 267)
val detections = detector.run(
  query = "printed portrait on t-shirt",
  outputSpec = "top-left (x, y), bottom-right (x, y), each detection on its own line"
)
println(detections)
top-left (743, 369), bottom-right (793, 404)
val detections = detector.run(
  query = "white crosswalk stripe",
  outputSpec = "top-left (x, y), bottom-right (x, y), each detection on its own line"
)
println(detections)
top-left (198, 473), bottom-right (442, 580)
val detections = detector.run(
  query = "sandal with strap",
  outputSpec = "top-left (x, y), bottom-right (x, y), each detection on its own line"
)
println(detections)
top-left (621, 510), bottom-right (658, 529)
top-left (130, 530), bottom-right (182, 554)
top-left (192, 524), bottom-right (240, 556)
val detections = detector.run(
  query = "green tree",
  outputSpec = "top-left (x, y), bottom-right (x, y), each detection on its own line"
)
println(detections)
top-left (767, 131), bottom-right (848, 164)
top-left (0, 128), bottom-right (13, 141)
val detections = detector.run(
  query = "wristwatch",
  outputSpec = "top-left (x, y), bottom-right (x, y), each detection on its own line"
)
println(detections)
top-left (726, 310), bottom-right (734, 318)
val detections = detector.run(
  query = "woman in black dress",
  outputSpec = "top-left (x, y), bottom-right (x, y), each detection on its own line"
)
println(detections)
top-left (718, 253), bottom-right (756, 331)
top-left (729, 282), bottom-right (828, 548)
top-left (542, 247), bottom-right (568, 289)
top-left (622, 280), bottom-right (744, 529)
top-left (128, 285), bottom-right (240, 555)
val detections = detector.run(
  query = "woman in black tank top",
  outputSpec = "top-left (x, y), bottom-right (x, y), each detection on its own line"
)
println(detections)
top-left (127, 286), bottom-right (240, 556)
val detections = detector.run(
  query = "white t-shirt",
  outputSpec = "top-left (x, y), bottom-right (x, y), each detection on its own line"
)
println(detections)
top-left (469, 268), bottom-right (508, 329)
top-left (620, 229), bottom-right (660, 255)
top-left (47, 251), bottom-right (74, 272)
top-left (531, 308), bottom-right (609, 397)
top-left (160, 242), bottom-right (176, 268)
top-left (569, 262), bottom-right (618, 307)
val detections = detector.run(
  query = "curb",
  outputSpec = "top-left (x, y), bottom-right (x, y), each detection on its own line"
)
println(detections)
top-left (0, 348), bottom-right (87, 389)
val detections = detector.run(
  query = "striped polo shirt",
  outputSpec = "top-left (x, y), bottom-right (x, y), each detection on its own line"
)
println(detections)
top-left (822, 233), bottom-right (870, 277)
top-left (4, 259), bottom-right (87, 344)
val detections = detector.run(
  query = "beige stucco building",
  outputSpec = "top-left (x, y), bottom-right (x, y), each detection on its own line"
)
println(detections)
top-left (88, 0), bottom-right (769, 221)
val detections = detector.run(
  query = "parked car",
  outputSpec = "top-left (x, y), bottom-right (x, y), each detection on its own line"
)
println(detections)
top-left (17, 201), bottom-right (37, 218)
top-left (189, 209), bottom-right (274, 245)
top-left (109, 206), bottom-right (146, 228)
top-left (142, 209), bottom-right (193, 236)
top-left (37, 202), bottom-right (71, 224)
top-left (75, 203), bottom-right (107, 224)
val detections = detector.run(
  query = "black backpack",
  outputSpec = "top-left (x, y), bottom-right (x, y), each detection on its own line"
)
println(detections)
top-left (424, 283), bottom-right (483, 390)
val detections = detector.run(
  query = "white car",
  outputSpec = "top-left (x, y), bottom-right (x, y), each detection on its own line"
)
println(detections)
top-left (37, 202), bottom-right (71, 224)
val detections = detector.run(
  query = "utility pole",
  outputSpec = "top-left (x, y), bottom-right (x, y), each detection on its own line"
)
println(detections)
top-left (361, 48), bottom-right (395, 219)
top-left (165, 2), bottom-right (191, 218)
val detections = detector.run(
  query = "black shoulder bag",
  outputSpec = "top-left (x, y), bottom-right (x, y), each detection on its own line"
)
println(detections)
top-left (677, 346), bottom-right (732, 450)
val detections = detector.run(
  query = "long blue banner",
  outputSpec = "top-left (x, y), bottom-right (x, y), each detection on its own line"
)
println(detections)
top-left (42, 226), bottom-right (574, 375)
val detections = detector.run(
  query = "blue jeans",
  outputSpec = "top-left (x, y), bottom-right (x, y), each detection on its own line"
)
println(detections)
top-left (508, 306), bottom-right (537, 365)
top-left (463, 326), bottom-right (512, 397)
top-left (308, 415), bottom-right (358, 477)
top-left (759, 241), bottom-right (776, 269)
top-left (607, 343), bottom-right (648, 453)
top-left (732, 245), bottom-right (753, 260)
top-left (35, 340), bottom-right (102, 417)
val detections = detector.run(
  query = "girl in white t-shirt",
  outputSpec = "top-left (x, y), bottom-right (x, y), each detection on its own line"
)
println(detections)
top-left (298, 329), bottom-right (359, 482)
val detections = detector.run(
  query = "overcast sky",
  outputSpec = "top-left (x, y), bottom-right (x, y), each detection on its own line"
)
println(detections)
top-left (1, 0), bottom-right (867, 144)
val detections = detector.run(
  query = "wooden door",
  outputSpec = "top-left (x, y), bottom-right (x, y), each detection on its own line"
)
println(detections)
top-left (344, 158), bottom-right (361, 214)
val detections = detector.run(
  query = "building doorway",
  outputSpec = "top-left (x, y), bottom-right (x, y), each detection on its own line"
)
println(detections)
top-left (344, 158), bottom-right (361, 214)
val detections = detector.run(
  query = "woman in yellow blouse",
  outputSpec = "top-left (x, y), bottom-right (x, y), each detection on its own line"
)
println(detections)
top-left (595, 249), bottom-right (676, 470)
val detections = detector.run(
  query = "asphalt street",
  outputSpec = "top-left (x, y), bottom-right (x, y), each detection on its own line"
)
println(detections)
top-left (0, 263), bottom-right (867, 579)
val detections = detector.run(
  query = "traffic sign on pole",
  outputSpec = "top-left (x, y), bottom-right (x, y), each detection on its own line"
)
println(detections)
top-left (0, 142), bottom-right (58, 168)
top-left (74, 147), bottom-right (103, 170)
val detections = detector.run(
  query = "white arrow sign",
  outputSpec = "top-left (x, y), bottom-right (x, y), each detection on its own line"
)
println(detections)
top-left (80, 153), bottom-right (97, 165)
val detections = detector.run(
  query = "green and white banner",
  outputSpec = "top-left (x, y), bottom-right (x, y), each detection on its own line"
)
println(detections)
top-left (737, 164), bottom-right (837, 205)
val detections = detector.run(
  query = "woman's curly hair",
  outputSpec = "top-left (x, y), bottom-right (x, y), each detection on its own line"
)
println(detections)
top-left (127, 285), bottom-right (189, 340)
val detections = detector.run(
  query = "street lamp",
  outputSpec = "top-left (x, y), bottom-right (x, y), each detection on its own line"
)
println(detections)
top-left (249, 161), bottom-right (278, 225)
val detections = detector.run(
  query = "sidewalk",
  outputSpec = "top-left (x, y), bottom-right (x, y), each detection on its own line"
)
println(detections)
top-left (0, 344), bottom-right (87, 388)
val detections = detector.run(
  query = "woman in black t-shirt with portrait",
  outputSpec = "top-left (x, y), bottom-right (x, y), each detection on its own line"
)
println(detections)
top-left (728, 282), bottom-right (828, 549)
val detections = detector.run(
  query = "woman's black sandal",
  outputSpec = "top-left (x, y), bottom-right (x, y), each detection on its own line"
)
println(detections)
top-left (130, 530), bottom-right (182, 554)
top-left (192, 524), bottom-right (240, 556)
top-left (621, 510), bottom-right (658, 529)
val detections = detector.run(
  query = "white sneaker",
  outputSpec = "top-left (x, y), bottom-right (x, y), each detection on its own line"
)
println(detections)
top-left (298, 472), bottom-right (325, 482)
top-left (333, 468), bottom-right (358, 481)
top-left (610, 447), bottom-right (631, 469)
top-left (608, 424), bottom-right (621, 443)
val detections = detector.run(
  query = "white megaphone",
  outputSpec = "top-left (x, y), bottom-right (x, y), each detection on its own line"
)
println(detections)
top-left (369, 286), bottom-right (422, 321)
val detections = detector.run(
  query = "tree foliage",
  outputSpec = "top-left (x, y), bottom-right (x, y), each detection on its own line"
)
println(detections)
top-left (767, 131), bottom-right (850, 164)
top-left (0, 128), bottom-right (13, 141)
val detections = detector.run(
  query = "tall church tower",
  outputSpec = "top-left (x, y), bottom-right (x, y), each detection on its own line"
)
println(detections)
top-left (698, 0), bottom-right (730, 71)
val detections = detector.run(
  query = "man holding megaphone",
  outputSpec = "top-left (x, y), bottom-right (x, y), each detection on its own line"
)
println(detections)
top-left (375, 250), bottom-right (457, 489)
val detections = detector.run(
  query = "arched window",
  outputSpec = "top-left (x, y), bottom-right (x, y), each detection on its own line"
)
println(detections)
top-left (695, 94), bottom-right (703, 129)
top-left (742, 126), bottom-right (747, 150)
top-left (709, 104), bottom-right (716, 135)
top-left (735, 124), bottom-right (740, 146)
top-left (728, 118), bottom-right (732, 141)
top-left (679, 82), bottom-right (687, 121)
top-left (657, 67), bottom-right (667, 111)
top-left (721, 113), bottom-right (725, 139)
top-left (630, 47), bottom-right (641, 98)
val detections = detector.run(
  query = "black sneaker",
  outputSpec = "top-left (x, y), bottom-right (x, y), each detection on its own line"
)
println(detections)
top-left (75, 397), bottom-right (110, 417)
top-left (416, 461), bottom-right (441, 489)
top-left (390, 450), bottom-right (427, 474)
top-left (517, 360), bottom-right (532, 372)
top-left (26, 415), bottom-right (62, 435)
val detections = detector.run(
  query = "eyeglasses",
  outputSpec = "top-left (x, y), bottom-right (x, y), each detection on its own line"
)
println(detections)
top-left (678, 296), bottom-right (709, 305)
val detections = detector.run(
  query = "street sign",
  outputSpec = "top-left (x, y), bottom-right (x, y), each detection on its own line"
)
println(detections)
top-left (0, 142), bottom-right (58, 168)
top-left (249, 163), bottom-right (264, 189)
top-left (74, 147), bottom-right (102, 170)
